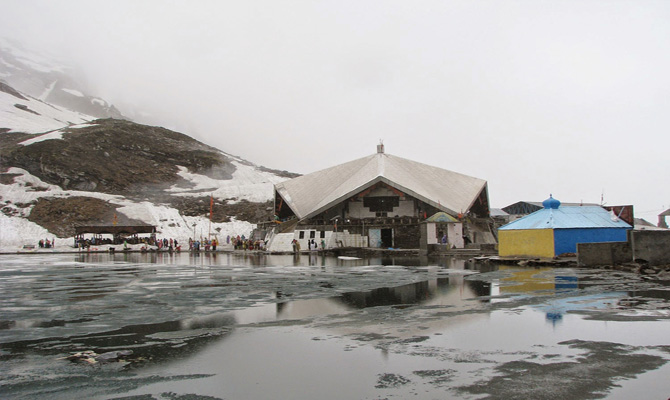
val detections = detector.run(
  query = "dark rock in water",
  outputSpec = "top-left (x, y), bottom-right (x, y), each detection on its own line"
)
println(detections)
top-left (97, 350), bottom-right (133, 361)
top-left (0, 320), bottom-right (17, 330)
top-left (63, 349), bottom-right (133, 364)
top-left (64, 350), bottom-right (98, 364)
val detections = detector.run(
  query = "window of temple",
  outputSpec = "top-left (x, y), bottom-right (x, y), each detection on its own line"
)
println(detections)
top-left (363, 196), bottom-right (399, 212)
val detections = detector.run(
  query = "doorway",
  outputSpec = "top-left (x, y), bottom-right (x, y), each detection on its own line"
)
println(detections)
top-left (380, 228), bottom-right (393, 248)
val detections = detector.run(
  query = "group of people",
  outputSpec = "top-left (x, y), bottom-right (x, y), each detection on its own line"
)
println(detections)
top-left (153, 238), bottom-right (180, 251)
top-left (231, 235), bottom-right (264, 250)
top-left (292, 239), bottom-right (326, 253)
top-left (38, 238), bottom-right (55, 248)
top-left (188, 237), bottom-right (218, 251)
top-left (51, 232), bottom-right (267, 252)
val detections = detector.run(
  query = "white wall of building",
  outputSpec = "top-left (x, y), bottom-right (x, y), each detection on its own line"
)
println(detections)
top-left (426, 223), bottom-right (438, 244)
top-left (267, 228), bottom-right (369, 252)
top-left (448, 223), bottom-right (464, 248)
top-left (426, 222), bottom-right (464, 248)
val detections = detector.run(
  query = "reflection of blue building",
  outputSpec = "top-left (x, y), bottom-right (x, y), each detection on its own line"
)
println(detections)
top-left (536, 292), bottom-right (625, 325)
top-left (555, 276), bottom-right (578, 290)
top-left (546, 311), bottom-right (563, 323)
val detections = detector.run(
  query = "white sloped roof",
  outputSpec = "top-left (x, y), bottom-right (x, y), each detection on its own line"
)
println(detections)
top-left (275, 152), bottom-right (487, 220)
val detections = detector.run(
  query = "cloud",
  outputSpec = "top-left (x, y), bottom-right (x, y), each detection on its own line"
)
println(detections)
top-left (1, 0), bottom-right (668, 221)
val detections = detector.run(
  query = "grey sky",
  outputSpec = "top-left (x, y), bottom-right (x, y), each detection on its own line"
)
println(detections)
top-left (1, 0), bottom-right (668, 222)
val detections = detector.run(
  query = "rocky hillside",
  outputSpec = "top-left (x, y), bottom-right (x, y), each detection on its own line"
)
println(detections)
top-left (4, 118), bottom-right (241, 194)
top-left (0, 82), bottom-right (299, 248)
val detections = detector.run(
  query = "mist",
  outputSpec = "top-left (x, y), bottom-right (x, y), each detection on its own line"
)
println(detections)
top-left (1, 0), bottom-right (668, 222)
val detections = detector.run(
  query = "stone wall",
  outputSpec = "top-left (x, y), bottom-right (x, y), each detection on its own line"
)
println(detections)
top-left (577, 230), bottom-right (670, 266)
top-left (577, 241), bottom-right (632, 266)
top-left (394, 224), bottom-right (421, 249)
top-left (630, 230), bottom-right (670, 265)
top-left (420, 223), bottom-right (428, 254)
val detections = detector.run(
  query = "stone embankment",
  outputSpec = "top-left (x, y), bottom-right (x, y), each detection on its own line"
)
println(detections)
top-left (592, 261), bottom-right (670, 280)
top-left (475, 255), bottom-right (670, 280)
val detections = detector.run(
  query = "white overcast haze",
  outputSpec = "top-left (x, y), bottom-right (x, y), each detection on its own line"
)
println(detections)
top-left (1, 0), bottom-right (669, 223)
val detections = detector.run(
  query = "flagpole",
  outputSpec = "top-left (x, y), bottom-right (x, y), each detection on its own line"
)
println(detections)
top-left (209, 194), bottom-right (213, 241)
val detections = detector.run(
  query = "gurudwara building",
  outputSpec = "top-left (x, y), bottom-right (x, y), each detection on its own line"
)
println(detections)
top-left (265, 144), bottom-right (494, 252)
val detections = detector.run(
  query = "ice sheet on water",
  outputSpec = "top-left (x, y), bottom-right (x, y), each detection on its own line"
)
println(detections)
top-left (3, 254), bottom-right (670, 400)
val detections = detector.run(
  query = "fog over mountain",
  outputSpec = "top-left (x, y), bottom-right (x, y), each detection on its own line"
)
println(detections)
top-left (0, 38), bottom-right (124, 120)
top-left (1, 1), bottom-right (669, 225)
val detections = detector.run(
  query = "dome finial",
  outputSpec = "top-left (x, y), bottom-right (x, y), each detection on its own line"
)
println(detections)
top-left (543, 194), bottom-right (561, 209)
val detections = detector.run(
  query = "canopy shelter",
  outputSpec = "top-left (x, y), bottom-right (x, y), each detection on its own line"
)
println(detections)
top-left (426, 212), bottom-right (459, 223)
top-left (75, 225), bottom-right (156, 235)
top-left (75, 225), bottom-right (156, 246)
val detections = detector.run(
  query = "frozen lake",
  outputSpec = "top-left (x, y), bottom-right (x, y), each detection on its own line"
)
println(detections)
top-left (1, 252), bottom-right (669, 399)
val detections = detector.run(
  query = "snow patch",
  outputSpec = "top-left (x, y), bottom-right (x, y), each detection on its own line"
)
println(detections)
top-left (39, 80), bottom-right (57, 101)
top-left (116, 201), bottom-right (254, 242)
top-left (1, 89), bottom-right (93, 134)
top-left (0, 168), bottom-right (258, 252)
top-left (61, 88), bottom-right (84, 97)
top-left (19, 130), bottom-right (65, 146)
top-left (0, 213), bottom-right (59, 250)
top-left (168, 161), bottom-right (289, 203)
top-left (0, 168), bottom-right (121, 205)
top-left (16, 123), bottom-right (96, 146)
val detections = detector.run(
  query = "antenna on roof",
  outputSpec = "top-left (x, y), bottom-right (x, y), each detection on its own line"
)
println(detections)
top-left (377, 140), bottom-right (384, 154)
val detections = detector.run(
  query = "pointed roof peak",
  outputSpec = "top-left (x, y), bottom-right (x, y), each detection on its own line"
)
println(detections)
top-left (275, 151), bottom-right (487, 220)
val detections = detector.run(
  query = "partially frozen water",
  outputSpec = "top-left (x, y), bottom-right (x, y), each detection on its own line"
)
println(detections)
top-left (1, 252), bottom-right (669, 399)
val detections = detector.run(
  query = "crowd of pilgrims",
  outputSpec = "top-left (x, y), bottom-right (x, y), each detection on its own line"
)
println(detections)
top-left (74, 235), bottom-right (179, 250)
top-left (72, 234), bottom-right (265, 251)
top-left (229, 235), bottom-right (265, 250)
top-left (176, 235), bottom-right (266, 251)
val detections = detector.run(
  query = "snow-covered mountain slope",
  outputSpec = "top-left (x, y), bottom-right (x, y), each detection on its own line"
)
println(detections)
top-left (0, 37), bottom-right (124, 120)
top-left (0, 83), bottom-right (298, 252)
top-left (1, 81), bottom-right (95, 133)
top-left (0, 168), bottom-right (257, 251)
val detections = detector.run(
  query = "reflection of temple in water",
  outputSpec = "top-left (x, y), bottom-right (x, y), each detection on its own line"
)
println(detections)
top-left (339, 278), bottom-right (492, 309)
top-left (274, 276), bottom-right (491, 320)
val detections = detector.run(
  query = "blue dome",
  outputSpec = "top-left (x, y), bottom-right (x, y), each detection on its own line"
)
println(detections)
top-left (542, 194), bottom-right (561, 209)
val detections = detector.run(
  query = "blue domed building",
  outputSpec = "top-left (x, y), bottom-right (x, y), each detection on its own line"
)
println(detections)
top-left (498, 195), bottom-right (632, 258)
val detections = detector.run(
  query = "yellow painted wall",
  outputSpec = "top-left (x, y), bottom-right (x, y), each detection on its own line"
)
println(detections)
top-left (498, 229), bottom-right (555, 258)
